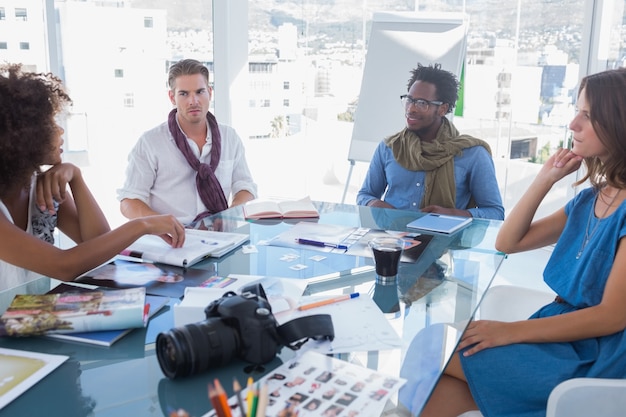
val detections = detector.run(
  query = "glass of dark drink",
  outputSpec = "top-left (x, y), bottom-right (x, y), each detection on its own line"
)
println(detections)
top-left (368, 236), bottom-right (404, 284)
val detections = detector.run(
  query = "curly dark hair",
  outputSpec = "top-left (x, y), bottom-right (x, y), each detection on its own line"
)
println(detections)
top-left (0, 63), bottom-right (72, 197)
top-left (574, 67), bottom-right (626, 190)
top-left (407, 63), bottom-right (459, 115)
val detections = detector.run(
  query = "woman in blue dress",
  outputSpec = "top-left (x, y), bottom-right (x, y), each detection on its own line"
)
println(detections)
top-left (421, 67), bottom-right (626, 417)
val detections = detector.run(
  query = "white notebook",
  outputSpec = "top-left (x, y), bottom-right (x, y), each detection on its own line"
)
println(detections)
top-left (406, 213), bottom-right (472, 234)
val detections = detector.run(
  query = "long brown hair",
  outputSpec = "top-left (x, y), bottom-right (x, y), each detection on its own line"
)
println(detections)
top-left (575, 68), bottom-right (626, 190)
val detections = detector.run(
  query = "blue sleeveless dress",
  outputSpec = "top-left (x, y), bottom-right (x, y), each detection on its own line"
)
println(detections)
top-left (460, 187), bottom-right (626, 417)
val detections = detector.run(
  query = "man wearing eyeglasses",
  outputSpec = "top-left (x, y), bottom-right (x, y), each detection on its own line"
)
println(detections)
top-left (357, 63), bottom-right (504, 220)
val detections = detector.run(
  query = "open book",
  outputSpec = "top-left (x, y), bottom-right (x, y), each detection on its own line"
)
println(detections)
top-left (0, 287), bottom-right (147, 338)
top-left (120, 229), bottom-right (249, 268)
top-left (243, 197), bottom-right (319, 220)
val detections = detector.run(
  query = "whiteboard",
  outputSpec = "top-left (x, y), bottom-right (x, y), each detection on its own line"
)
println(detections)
top-left (348, 12), bottom-right (468, 163)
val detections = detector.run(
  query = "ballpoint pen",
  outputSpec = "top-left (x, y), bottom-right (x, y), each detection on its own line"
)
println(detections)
top-left (295, 238), bottom-right (348, 250)
top-left (297, 293), bottom-right (360, 311)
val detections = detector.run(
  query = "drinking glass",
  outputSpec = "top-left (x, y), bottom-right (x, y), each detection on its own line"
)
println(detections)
top-left (368, 236), bottom-right (404, 284)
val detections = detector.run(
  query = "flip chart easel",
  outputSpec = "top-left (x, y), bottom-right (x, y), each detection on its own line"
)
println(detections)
top-left (342, 12), bottom-right (468, 203)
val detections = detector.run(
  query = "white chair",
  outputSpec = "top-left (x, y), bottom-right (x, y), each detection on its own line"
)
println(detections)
top-left (476, 285), bottom-right (626, 417)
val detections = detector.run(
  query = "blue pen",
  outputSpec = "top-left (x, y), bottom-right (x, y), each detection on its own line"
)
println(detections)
top-left (295, 238), bottom-right (348, 250)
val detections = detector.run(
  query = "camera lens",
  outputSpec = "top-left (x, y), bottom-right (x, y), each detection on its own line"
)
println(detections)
top-left (156, 318), bottom-right (239, 379)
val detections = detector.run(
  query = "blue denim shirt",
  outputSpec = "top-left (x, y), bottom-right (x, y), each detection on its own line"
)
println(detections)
top-left (357, 140), bottom-right (504, 220)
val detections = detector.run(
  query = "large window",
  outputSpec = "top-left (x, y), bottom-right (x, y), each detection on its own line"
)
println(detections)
top-left (17, 0), bottom-right (623, 227)
top-left (241, 0), bottom-right (592, 217)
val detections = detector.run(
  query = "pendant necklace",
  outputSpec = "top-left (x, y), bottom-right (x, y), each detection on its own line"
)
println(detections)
top-left (576, 188), bottom-right (621, 259)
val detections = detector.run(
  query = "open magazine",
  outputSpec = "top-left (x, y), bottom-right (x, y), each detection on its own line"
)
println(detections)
top-left (75, 259), bottom-right (219, 299)
top-left (121, 229), bottom-right (249, 268)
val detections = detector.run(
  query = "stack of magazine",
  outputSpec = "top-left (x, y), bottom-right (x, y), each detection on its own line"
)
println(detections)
top-left (0, 286), bottom-right (168, 347)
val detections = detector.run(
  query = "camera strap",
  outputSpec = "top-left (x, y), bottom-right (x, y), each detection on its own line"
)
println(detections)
top-left (238, 282), bottom-right (334, 351)
top-left (276, 314), bottom-right (335, 351)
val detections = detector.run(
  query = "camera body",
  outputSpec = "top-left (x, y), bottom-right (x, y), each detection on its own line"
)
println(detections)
top-left (204, 288), bottom-right (280, 365)
top-left (157, 284), bottom-right (282, 379)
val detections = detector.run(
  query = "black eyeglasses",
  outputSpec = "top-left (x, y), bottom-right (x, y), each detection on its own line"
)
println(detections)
top-left (400, 95), bottom-right (443, 111)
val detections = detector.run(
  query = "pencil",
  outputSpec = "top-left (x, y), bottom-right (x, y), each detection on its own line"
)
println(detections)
top-left (255, 382), bottom-right (269, 417)
top-left (249, 383), bottom-right (259, 417)
top-left (245, 377), bottom-right (254, 417)
top-left (233, 378), bottom-right (246, 417)
top-left (297, 292), bottom-right (359, 311)
top-left (208, 383), bottom-right (226, 417)
top-left (214, 378), bottom-right (233, 417)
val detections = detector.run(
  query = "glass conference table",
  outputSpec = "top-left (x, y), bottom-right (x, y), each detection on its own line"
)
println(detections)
top-left (0, 202), bottom-right (506, 417)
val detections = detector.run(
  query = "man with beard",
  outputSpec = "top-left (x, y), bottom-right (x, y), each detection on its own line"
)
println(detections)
top-left (357, 63), bottom-right (504, 220)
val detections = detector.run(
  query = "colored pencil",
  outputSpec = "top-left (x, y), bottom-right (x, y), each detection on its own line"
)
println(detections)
top-left (249, 383), bottom-right (259, 417)
top-left (245, 377), bottom-right (254, 417)
top-left (255, 383), bottom-right (269, 417)
top-left (233, 378), bottom-right (246, 417)
top-left (208, 383), bottom-right (227, 417)
top-left (214, 378), bottom-right (233, 417)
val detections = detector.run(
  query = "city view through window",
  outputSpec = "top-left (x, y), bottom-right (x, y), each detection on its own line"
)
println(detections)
top-left (1, 0), bottom-right (625, 228)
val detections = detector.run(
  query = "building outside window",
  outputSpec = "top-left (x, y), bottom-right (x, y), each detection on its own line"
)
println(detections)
top-left (15, 7), bottom-right (27, 21)
top-left (9, 0), bottom-right (621, 226)
top-left (123, 93), bottom-right (134, 108)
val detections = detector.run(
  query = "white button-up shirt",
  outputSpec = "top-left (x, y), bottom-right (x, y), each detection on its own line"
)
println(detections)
top-left (117, 121), bottom-right (257, 225)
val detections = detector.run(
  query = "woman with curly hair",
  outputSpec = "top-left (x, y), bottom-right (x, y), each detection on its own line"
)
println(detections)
top-left (0, 64), bottom-right (185, 289)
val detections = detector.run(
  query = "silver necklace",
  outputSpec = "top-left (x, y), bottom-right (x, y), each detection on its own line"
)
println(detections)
top-left (576, 189), bottom-right (620, 259)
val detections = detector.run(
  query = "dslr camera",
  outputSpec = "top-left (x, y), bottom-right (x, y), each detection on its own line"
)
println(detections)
top-left (156, 283), bottom-right (334, 379)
